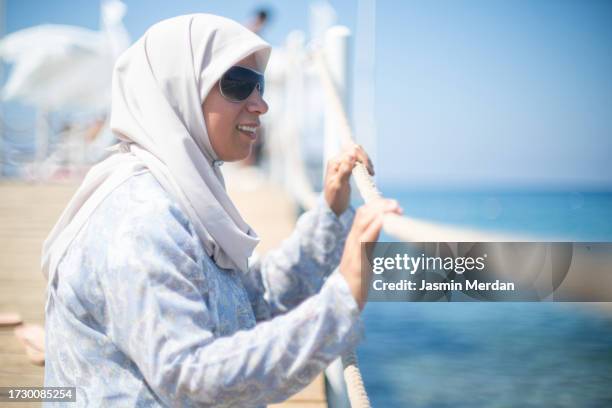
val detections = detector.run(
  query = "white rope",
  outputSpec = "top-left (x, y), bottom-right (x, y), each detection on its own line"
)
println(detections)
top-left (314, 49), bottom-right (373, 408)
top-left (341, 351), bottom-right (372, 408)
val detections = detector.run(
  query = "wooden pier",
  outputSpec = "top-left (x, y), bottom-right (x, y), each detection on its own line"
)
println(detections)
top-left (0, 170), bottom-right (327, 407)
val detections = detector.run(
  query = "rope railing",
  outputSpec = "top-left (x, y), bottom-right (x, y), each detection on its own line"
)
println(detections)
top-left (312, 46), bottom-right (532, 408)
top-left (313, 48), bottom-right (372, 408)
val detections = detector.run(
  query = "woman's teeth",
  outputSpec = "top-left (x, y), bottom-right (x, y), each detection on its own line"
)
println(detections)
top-left (237, 125), bottom-right (257, 133)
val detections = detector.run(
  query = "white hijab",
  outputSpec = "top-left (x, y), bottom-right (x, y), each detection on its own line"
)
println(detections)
top-left (42, 14), bottom-right (271, 282)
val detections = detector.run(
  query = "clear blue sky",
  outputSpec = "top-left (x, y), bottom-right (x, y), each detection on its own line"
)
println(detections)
top-left (3, 0), bottom-right (612, 190)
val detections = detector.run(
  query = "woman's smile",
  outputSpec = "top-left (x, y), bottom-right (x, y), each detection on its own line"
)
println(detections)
top-left (236, 123), bottom-right (259, 140)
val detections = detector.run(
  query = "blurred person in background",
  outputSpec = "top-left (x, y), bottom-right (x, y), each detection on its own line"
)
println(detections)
top-left (246, 6), bottom-right (272, 35)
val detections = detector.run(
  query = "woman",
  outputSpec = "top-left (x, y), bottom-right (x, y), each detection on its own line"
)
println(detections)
top-left (42, 14), bottom-right (401, 407)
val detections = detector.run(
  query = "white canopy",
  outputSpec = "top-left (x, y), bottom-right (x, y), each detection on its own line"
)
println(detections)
top-left (0, 0), bottom-right (130, 111)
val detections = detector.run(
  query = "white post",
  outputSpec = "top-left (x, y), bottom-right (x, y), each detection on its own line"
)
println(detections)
top-left (322, 25), bottom-right (351, 179)
top-left (322, 24), bottom-right (353, 408)
top-left (354, 0), bottom-right (377, 176)
top-left (325, 358), bottom-right (351, 408)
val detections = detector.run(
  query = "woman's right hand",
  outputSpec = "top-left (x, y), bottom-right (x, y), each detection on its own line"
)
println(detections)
top-left (339, 199), bottom-right (403, 311)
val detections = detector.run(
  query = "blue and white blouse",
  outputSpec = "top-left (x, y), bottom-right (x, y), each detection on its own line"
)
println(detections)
top-left (44, 171), bottom-right (363, 407)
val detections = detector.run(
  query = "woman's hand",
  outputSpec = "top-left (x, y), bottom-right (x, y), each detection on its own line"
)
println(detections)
top-left (339, 199), bottom-right (403, 311)
top-left (324, 144), bottom-right (374, 217)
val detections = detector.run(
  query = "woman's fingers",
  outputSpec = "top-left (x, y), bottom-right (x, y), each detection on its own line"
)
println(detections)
top-left (356, 199), bottom-right (403, 234)
top-left (361, 213), bottom-right (384, 243)
top-left (328, 157), bottom-right (340, 171)
top-left (340, 199), bottom-right (404, 311)
top-left (355, 205), bottom-right (378, 229)
top-left (328, 144), bottom-right (375, 181)
top-left (337, 156), bottom-right (355, 183)
top-left (352, 144), bottom-right (374, 176)
top-left (369, 198), bottom-right (402, 216)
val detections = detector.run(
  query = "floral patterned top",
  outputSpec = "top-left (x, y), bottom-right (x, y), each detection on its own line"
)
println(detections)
top-left (44, 171), bottom-right (363, 407)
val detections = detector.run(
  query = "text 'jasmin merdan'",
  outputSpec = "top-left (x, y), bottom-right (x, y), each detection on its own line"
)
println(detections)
top-left (372, 253), bottom-right (487, 275)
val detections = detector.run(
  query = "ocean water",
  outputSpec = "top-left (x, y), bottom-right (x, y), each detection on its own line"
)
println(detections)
top-left (357, 190), bottom-right (612, 408)
top-left (381, 190), bottom-right (612, 242)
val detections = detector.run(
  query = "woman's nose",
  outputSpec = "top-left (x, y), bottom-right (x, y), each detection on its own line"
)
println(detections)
top-left (246, 88), bottom-right (268, 115)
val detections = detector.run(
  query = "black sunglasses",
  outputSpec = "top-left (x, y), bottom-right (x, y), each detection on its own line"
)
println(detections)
top-left (219, 65), bottom-right (265, 102)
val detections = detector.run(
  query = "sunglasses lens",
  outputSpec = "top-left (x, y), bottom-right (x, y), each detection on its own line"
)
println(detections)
top-left (220, 66), bottom-right (264, 102)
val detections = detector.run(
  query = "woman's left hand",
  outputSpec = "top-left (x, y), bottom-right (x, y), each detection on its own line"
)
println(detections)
top-left (324, 144), bottom-right (374, 216)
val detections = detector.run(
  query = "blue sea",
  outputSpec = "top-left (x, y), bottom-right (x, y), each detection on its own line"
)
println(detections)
top-left (357, 190), bottom-right (612, 408)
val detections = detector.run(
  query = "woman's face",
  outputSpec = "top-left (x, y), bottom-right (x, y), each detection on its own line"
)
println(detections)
top-left (202, 53), bottom-right (268, 162)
